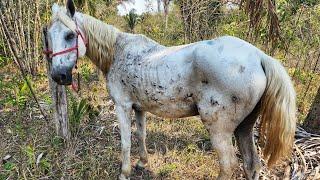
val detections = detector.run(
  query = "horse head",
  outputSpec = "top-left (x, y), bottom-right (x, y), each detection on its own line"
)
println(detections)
top-left (46, 0), bottom-right (87, 85)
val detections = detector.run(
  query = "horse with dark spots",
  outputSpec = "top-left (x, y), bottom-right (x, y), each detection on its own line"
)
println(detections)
top-left (45, 1), bottom-right (296, 179)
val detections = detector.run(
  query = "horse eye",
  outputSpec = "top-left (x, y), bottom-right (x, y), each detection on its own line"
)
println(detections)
top-left (65, 32), bottom-right (75, 41)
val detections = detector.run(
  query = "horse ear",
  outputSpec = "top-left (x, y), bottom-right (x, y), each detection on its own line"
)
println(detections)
top-left (52, 3), bottom-right (60, 16)
top-left (66, 0), bottom-right (76, 17)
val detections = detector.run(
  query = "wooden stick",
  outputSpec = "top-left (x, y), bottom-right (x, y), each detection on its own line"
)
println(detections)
top-left (42, 26), bottom-right (70, 140)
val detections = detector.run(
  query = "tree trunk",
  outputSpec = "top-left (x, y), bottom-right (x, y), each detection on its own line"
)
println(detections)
top-left (157, 0), bottom-right (161, 13)
top-left (303, 87), bottom-right (320, 134)
top-left (163, 0), bottom-right (170, 29)
top-left (42, 27), bottom-right (70, 140)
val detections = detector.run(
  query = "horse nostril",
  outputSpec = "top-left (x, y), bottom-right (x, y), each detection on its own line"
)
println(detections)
top-left (60, 74), bottom-right (66, 81)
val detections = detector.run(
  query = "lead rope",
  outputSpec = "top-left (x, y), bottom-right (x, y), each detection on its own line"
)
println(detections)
top-left (71, 20), bottom-right (81, 93)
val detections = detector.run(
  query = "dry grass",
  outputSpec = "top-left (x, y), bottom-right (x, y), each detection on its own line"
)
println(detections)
top-left (0, 59), bottom-right (319, 180)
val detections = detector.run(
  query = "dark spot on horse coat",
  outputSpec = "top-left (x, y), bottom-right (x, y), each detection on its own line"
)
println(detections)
top-left (121, 79), bottom-right (126, 85)
top-left (132, 104), bottom-right (142, 111)
top-left (232, 95), bottom-right (240, 103)
top-left (151, 96), bottom-right (159, 102)
top-left (126, 54), bottom-right (133, 59)
top-left (202, 79), bottom-right (208, 84)
top-left (210, 97), bottom-right (219, 106)
top-left (134, 55), bottom-right (142, 61)
top-left (239, 65), bottom-right (245, 73)
top-left (184, 93), bottom-right (193, 101)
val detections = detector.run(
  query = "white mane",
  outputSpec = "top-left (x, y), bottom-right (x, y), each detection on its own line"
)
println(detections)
top-left (82, 15), bottom-right (119, 73)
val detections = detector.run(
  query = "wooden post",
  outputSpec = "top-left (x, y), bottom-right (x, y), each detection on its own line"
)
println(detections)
top-left (42, 27), bottom-right (70, 140)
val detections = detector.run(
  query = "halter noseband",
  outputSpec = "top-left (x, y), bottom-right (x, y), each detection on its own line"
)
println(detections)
top-left (44, 20), bottom-right (87, 60)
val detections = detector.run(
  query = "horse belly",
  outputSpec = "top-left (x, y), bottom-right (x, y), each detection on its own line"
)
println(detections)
top-left (141, 100), bottom-right (198, 118)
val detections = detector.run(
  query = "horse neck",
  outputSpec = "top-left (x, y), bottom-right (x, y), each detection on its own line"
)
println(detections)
top-left (76, 13), bottom-right (120, 74)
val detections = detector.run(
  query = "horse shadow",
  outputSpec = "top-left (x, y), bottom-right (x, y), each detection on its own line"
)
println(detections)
top-left (129, 128), bottom-right (213, 179)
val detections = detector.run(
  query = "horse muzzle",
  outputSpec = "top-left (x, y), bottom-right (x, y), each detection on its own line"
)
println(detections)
top-left (51, 68), bottom-right (73, 85)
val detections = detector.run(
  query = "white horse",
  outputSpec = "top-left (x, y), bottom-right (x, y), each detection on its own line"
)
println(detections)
top-left (45, 1), bottom-right (296, 179)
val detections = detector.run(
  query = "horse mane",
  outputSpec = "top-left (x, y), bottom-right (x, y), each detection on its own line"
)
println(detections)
top-left (50, 9), bottom-right (119, 74)
top-left (82, 15), bottom-right (119, 73)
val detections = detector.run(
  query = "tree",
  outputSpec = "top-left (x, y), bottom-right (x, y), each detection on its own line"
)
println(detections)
top-left (0, 0), bottom-right (47, 122)
top-left (157, 0), bottom-right (161, 13)
top-left (304, 87), bottom-right (320, 133)
top-left (162, 0), bottom-right (171, 29)
top-left (0, 0), bottom-right (41, 75)
top-left (176, 0), bottom-right (222, 42)
top-left (124, 9), bottom-right (140, 33)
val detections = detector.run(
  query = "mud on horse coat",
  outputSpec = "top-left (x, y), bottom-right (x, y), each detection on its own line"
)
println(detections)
top-left (45, 1), bottom-right (296, 180)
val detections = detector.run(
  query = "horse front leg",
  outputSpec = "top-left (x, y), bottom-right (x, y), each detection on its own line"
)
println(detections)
top-left (115, 104), bottom-right (132, 180)
top-left (134, 109), bottom-right (148, 168)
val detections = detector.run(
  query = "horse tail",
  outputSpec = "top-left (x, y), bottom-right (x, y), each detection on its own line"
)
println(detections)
top-left (259, 55), bottom-right (296, 167)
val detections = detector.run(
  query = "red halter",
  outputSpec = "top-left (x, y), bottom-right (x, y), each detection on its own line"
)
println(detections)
top-left (43, 20), bottom-right (87, 60)
top-left (44, 20), bottom-right (87, 92)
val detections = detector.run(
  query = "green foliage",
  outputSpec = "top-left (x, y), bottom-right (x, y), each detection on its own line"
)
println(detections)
top-left (38, 156), bottom-right (51, 173)
top-left (80, 63), bottom-right (92, 82)
top-left (158, 163), bottom-right (178, 177)
top-left (138, 12), bottom-right (185, 46)
top-left (23, 145), bottom-right (36, 166)
top-left (0, 55), bottom-right (9, 67)
top-left (124, 9), bottom-right (141, 33)
top-left (51, 136), bottom-right (65, 150)
top-left (15, 77), bottom-right (32, 108)
top-left (0, 76), bottom-right (33, 108)
top-left (3, 162), bottom-right (15, 171)
top-left (70, 98), bottom-right (89, 136)
top-left (0, 173), bottom-right (8, 180)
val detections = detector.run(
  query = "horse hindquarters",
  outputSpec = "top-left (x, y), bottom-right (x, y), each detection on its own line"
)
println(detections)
top-left (234, 55), bottom-right (296, 179)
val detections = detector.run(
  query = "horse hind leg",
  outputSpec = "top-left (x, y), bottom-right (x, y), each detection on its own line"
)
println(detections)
top-left (134, 109), bottom-right (148, 168)
top-left (198, 102), bottom-right (238, 180)
top-left (235, 103), bottom-right (262, 180)
top-left (209, 128), bottom-right (238, 180)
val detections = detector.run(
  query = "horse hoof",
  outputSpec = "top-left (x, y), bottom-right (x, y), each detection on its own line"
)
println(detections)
top-left (135, 160), bottom-right (147, 170)
top-left (119, 173), bottom-right (130, 180)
